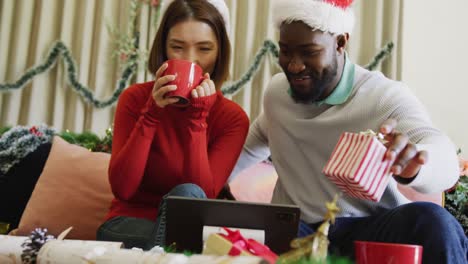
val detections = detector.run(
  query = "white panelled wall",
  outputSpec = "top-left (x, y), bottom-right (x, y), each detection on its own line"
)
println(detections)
top-left (401, 0), bottom-right (468, 152)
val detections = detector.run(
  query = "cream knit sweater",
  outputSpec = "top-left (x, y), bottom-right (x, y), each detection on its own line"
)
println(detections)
top-left (230, 65), bottom-right (459, 223)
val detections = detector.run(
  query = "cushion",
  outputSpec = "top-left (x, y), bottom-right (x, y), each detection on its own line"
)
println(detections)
top-left (0, 142), bottom-right (51, 231)
top-left (397, 184), bottom-right (443, 206)
top-left (15, 136), bottom-right (113, 240)
top-left (230, 162), bottom-right (278, 203)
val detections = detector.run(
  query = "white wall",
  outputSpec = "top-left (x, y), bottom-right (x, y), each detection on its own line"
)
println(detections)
top-left (401, 0), bottom-right (468, 153)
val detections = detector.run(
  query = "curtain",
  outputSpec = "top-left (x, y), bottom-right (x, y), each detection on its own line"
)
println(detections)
top-left (348, 0), bottom-right (403, 80)
top-left (0, 0), bottom-right (403, 134)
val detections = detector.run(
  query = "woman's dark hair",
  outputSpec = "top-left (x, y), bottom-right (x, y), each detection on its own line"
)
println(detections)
top-left (148, 0), bottom-right (231, 88)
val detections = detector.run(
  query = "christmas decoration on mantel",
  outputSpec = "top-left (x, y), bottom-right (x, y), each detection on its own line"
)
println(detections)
top-left (0, 0), bottom-right (394, 108)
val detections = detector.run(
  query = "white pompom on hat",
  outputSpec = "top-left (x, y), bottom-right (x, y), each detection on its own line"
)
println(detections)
top-left (159, 0), bottom-right (230, 34)
top-left (272, 0), bottom-right (355, 35)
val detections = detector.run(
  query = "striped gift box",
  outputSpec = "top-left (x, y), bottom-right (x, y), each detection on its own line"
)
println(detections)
top-left (323, 132), bottom-right (393, 202)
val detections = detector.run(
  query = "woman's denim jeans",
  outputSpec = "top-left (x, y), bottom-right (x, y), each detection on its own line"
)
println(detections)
top-left (96, 183), bottom-right (207, 250)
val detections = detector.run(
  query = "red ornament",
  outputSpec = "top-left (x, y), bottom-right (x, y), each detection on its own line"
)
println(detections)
top-left (120, 53), bottom-right (128, 62)
top-left (29, 126), bottom-right (43, 137)
top-left (324, 0), bottom-right (353, 9)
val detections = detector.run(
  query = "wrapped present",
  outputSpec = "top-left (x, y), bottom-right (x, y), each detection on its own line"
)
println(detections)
top-left (203, 227), bottom-right (278, 264)
top-left (323, 130), bottom-right (392, 202)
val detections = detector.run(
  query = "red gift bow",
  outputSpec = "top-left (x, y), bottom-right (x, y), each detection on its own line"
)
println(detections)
top-left (219, 227), bottom-right (278, 264)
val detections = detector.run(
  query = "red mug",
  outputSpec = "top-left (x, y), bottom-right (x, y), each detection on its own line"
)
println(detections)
top-left (162, 59), bottom-right (204, 107)
top-left (354, 241), bottom-right (423, 264)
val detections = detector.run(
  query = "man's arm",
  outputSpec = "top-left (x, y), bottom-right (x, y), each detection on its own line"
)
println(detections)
top-left (228, 112), bottom-right (272, 182)
top-left (379, 83), bottom-right (459, 193)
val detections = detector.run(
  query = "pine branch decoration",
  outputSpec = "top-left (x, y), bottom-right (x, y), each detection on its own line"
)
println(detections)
top-left (364, 42), bottom-right (394, 70)
top-left (0, 125), bottom-right (55, 176)
top-left (0, 125), bottom-right (113, 176)
top-left (220, 40), bottom-right (280, 96)
top-left (0, 40), bottom-right (394, 107)
top-left (0, 41), bottom-right (137, 108)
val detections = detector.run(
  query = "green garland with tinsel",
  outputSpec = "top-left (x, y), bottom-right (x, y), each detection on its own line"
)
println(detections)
top-left (445, 176), bottom-right (468, 236)
top-left (0, 40), bottom-right (394, 107)
top-left (364, 42), bottom-right (394, 70)
top-left (221, 40), bottom-right (279, 96)
top-left (0, 125), bottom-right (113, 179)
top-left (0, 41), bottom-right (137, 109)
top-left (0, 125), bottom-right (55, 176)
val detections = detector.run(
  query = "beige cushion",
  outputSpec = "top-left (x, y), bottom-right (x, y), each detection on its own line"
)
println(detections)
top-left (230, 162), bottom-right (277, 203)
top-left (397, 184), bottom-right (443, 206)
top-left (15, 136), bottom-right (113, 240)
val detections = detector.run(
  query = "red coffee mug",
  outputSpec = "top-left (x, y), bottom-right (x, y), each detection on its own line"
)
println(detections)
top-left (162, 59), bottom-right (204, 107)
top-left (354, 241), bottom-right (423, 264)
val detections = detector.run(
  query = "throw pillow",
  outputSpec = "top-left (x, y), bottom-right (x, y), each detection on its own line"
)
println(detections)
top-left (15, 136), bottom-right (113, 240)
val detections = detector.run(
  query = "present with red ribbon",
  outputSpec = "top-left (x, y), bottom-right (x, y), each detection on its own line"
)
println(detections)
top-left (202, 227), bottom-right (278, 264)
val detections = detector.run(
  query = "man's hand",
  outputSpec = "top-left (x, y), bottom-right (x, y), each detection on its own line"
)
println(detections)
top-left (380, 119), bottom-right (428, 179)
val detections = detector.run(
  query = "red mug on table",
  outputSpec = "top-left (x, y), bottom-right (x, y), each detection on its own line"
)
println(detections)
top-left (354, 241), bottom-right (423, 264)
top-left (162, 59), bottom-right (204, 107)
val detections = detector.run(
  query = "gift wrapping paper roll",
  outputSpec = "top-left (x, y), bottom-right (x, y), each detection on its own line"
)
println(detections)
top-left (37, 239), bottom-right (123, 263)
top-left (39, 243), bottom-right (264, 264)
top-left (0, 235), bottom-right (265, 264)
top-left (0, 235), bottom-right (26, 264)
top-left (323, 132), bottom-right (392, 202)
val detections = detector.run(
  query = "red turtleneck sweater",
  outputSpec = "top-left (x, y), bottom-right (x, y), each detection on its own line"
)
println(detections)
top-left (105, 81), bottom-right (249, 221)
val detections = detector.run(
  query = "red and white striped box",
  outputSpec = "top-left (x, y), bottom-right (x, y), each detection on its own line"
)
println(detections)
top-left (323, 132), bottom-right (393, 202)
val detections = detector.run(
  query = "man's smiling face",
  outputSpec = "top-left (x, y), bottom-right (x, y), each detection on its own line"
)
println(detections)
top-left (278, 21), bottom-right (341, 103)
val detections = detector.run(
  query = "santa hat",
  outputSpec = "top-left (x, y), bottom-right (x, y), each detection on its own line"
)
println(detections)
top-left (159, 0), bottom-right (230, 34)
top-left (273, 0), bottom-right (355, 35)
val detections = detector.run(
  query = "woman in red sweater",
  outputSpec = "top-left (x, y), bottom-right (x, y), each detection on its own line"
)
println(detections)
top-left (96, 0), bottom-right (249, 250)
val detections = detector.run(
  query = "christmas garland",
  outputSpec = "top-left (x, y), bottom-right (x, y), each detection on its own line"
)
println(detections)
top-left (0, 40), bottom-right (394, 107)
top-left (364, 42), bottom-right (394, 70)
top-left (0, 41), bottom-right (137, 109)
top-left (0, 125), bottom-right (55, 176)
top-left (0, 125), bottom-right (113, 177)
top-left (445, 176), bottom-right (468, 236)
top-left (220, 40), bottom-right (279, 96)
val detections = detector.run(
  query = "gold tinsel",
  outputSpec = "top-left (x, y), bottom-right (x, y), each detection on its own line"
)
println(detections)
top-left (278, 195), bottom-right (341, 263)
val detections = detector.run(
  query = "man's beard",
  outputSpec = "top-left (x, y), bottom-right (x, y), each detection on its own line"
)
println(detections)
top-left (289, 55), bottom-right (338, 104)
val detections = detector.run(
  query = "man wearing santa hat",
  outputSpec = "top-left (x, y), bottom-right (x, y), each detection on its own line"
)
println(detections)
top-left (230, 0), bottom-right (467, 263)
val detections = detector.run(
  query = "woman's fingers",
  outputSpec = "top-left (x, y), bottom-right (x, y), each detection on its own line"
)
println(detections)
top-left (153, 85), bottom-right (178, 107)
top-left (191, 89), bottom-right (199, 98)
top-left (201, 81), bottom-right (211, 96)
top-left (194, 73), bottom-right (216, 98)
top-left (155, 63), bottom-right (168, 80)
top-left (154, 75), bottom-right (176, 91)
top-left (196, 86), bottom-right (205, 97)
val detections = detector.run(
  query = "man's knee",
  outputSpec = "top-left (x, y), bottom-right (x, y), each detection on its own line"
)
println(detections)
top-left (167, 183), bottom-right (207, 198)
top-left (399, 202), bottom-right (461, 235)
